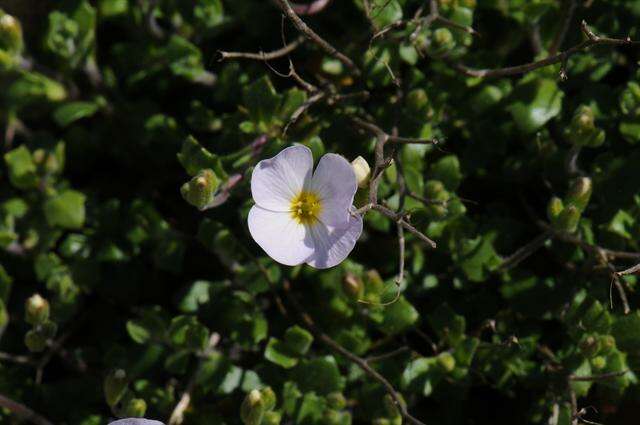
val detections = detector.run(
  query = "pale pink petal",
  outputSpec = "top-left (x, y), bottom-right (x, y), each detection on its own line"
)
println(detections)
top-left (306, 212), bottom-right (363, 269)
top-left (252, 145), bottom-right (313, 212)
top-left (308, 153), bottom-right (357, 228)
top-left (248, 205), bottom-right (315, 266)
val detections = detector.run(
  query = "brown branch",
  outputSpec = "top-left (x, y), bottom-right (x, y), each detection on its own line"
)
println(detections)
top-left (273, 0), bottom-right (360, 74)
top-left (167, 333), bottom-right (221, 425)
top-left (549, 0), bottom-right (578, 55)
top-left (616, 262), bottom-right (640, 277)
top-left (365, 346), bottom-right (411, 363)
top-left (0, 393), bottom-right (53, 425)
top-left (0, 352), bottom-right (35, 365)
top-left (290, 0), bottom-right (332, 15)
top-left (351, 117), bottom-right (439, 145)
top-left (569, 370), bottom-right (629, 382)
top-left (282, 281), bottom-right (426, 425)
top-left (444, 21), bottom-right (639, 79)
top-left (499, 230), bottom-right (552, 271)
top-left (218, 36), bottom-right (305, 61)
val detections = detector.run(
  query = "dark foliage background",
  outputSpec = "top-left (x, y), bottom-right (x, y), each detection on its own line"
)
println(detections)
top-left (1, 0), bottom-right (640, 424)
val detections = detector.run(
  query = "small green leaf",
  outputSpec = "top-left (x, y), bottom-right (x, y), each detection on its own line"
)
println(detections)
top-left (264, 337), bottom-right (299, 369)
top-left (4, 145), bottom-right (37, 189)
top-left (284, 325), bottom-right (313, 356)
top-left (508, 78), bottom-right (564, 134)
top-left (43, 190), bottom-right (86, 229)
top-left (53, 100), bottom-right (101, 127)
top-left (243, 76), bottom-right (281, 128)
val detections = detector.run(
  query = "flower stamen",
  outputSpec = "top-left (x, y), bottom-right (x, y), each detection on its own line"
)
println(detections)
top-left (290, 191), bottom-right (322, 225)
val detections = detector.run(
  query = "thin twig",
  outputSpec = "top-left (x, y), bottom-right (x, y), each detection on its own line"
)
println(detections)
top-left (351, 117), bottom-right (439, 145)
top-left (218, 36), bottom-right (305, 61)
top-left (167, 333), bottom-right (221, 425)
top-left (0, 352), bottom-right (35, 365)
top-left (273, 0), bottom-right (360, 74)
top-left (616, 262), bottom-right (640, 277)
top-left (282, 281), bottom-right (426, 425)
top-left (0, 393), bottom-right (53, 425)
top-left (365, 346), bottom-right (411, 363)
top-left (549, 0), bottom-right (578, 55)
top-left (290, 0), bottom-right (332, 15)
top-left (443, 21), bottom-right (639, 79)
top-left (569, 370), bottom-right (629, 381)
top-left (499, 230), bottom-right (552, 271)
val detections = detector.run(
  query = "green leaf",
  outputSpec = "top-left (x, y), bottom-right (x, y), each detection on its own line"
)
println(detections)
top-left (53, 100), bottom-right (102, 127)
top-left (177, 135), bottom-right (225, 177)
top-left (508, 78), bottom-right (564, 134)
top-left (43, 190), bottom-right (86, 229)
top-left (430, 155), bottom-right (462, 191)
top-left (243, 76), bottom-right (281, 129)
top-left (378, 296), bottom-right (419, 335)
top-left (428, 304), bottom-right (466, 347)
top-left (4, 145), bottom-right (37, 189)
top-left (291, 356), bottom-right (345, 395)
top-left (369, 0), bottom-right (403, 29)
top-left (168, 315), bottom-right (209, 351)
top-left (612, 312), bottom-right (640, 352)
top-left (284, 325), bottom-right (314, 356)
top-left (264, 337), bottom-right (299, 369)
top-left (178, 280), bottom-right (212, 313)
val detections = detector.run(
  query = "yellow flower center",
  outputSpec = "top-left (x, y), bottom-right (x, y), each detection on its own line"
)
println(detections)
top-left (290, 191), bottom-right (322, 225)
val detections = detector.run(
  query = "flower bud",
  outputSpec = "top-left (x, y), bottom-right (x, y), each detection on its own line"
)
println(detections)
top-left (260, 387), bottom-right (277, 411)
top-left (429, 28), bottom-right (455, 55)
top-left (262, 411), bottom-right (282, 425)
top-left (591, 356), bottom-right (606, 370)
top-left (565, 105), bottom-right (605, 147)
top-left (39, 320), bottom-right (58, 339)
top-left (24, 329), bottom-right (47, 352)
top-left (553, 204), bottom-right (581, 233)
top-left (180, 169), bottom-right (219, 210)
top-left (104, 369), bottom-right (128, 407)
top-left (437, 352), bottom-right (456, 372)
top-left (599, 335), bottom-right (616, 354)
top-left (326, 392), bottom-right (347, 410)
top-left (620, 82), bottom-right (640, 116)
top-left (0, 11), bottom-right (23, 54)
top-left (351, 156), bottom-right (371, 189)
top-left (547, 196), bottom-right (564, 222)
top-left (25, 293), bottom-right (50, 325)
top-left (566, 177), bottom-right (592, 212)
top-left (342, 273), bottom-right (363, 299)
top-left (240, 389), bottom-right (265, 425)
top-left (122, 398), bottom-right (147, 418)
top-left (579, 335), bottom-right (600, 358)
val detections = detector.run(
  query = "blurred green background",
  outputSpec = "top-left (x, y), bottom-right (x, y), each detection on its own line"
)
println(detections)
top-left (2, 0), bottom-right (640, 424)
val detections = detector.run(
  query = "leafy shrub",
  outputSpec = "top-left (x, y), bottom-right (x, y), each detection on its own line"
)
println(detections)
top-left (1, 0), bottom-right (640, 424)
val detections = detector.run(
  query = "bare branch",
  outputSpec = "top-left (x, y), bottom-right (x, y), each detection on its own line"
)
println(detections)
top-left (569, 370), bottom-right (629, 381)
top-left (282, 281), bottom-right (427, 425)
top-left (549, 0), bottom-right (578, 55)
top-left (443, 21), bottom-right (639, 79)
top-left (0, 393), bottom-right (53, 425)
top-left (168, 333), bottom-right (221, 425)
top-left (290, 0), bottom-right (332, 15)
top-left (351, 117), bottom-right (439, 145)
top-left (499, 231), bottom-right (552, 271)
top-left (273, 0), bottom-right (360, 74)
top-left (218, 36), bottom-right (305, 61)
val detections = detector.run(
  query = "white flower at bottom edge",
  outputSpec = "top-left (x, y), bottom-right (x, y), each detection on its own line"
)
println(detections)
top-left (248, 145), bottom-right (363, 269)
top-left (108, 419), bottom-right (164, 425)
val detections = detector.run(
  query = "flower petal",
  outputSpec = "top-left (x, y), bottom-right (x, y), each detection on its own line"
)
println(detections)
top-left (251, 145), bottom-right (313, 211)
top-left (306, 212), bottom-right (363, 269)
top-left (308, 153), bottom-right (357, 228)
top-left (248, 205), bottom-right (315, 266)
top-left (108, 420), bottom-right (164, 425)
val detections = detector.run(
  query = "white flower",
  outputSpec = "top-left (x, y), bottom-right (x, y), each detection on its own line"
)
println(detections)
top-left (248, 145), bottom-right (363, 268)
top-left (108, 419), bottom-right (164, 425)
